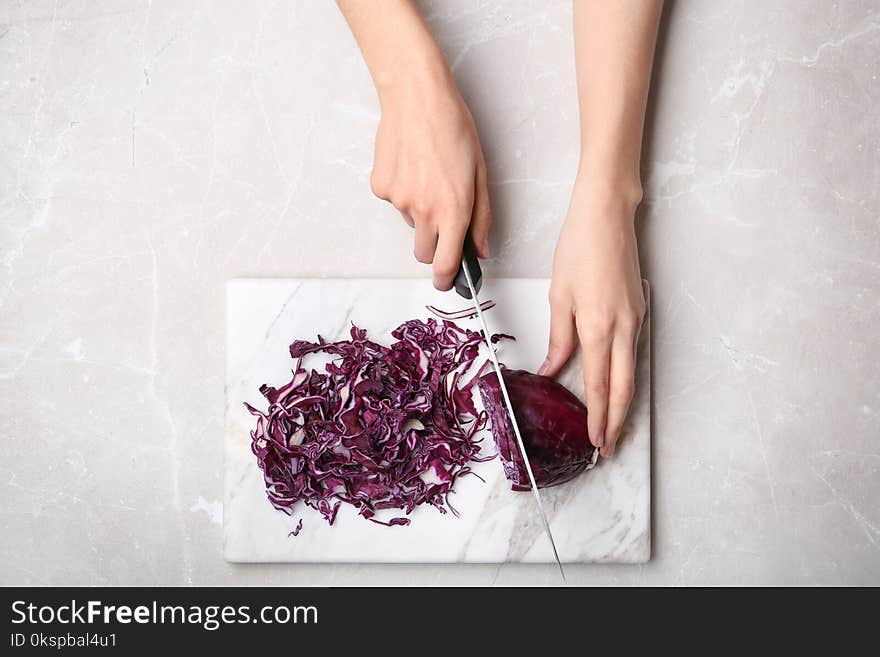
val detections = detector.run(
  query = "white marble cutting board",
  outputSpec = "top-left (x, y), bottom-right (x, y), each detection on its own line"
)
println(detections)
top-left (224, 278), bottom-right (651, 563)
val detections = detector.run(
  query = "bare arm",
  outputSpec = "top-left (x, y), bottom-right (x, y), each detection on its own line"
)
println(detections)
top-left (573, 0), bottom-right (662, 194)
top-left (337, 0), bottom-right (491, 290)
top-left (540, 1), bottom-right (662, 457)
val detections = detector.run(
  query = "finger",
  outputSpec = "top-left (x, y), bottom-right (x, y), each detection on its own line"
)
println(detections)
top-left (580, 332), bottom-right (612, 451)
top-left (432, 217), bottom-right (468, 291)
top-left (469, 160), bottom-right (491, 258)
top-left (538, 297), bottom-right (576, 377)
top-left (602, 333), bottom-right (637, 457)
top-left (413, 220), bottom-right (438, 265)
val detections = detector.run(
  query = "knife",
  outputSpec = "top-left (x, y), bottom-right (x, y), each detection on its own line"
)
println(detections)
top-left (454, 237), bottom-right (566, 579)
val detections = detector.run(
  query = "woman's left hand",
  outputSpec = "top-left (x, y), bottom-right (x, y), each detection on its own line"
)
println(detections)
top-left (539, 175), bottom-right (646, 458)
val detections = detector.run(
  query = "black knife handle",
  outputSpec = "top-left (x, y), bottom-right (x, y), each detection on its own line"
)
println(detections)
top-left (454, 235), bottom-right (483, 299)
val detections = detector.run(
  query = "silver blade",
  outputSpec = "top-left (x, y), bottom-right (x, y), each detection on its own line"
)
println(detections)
top-left (460, 261), bottom-right (565, 580)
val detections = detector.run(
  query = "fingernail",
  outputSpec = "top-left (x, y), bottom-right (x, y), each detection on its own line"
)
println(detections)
top-left (594, 432), bottom-right (604, 448)
top-left (483, 240), bottom-right (490, 258)
top-left (537, 359), bottom-right (550, 376)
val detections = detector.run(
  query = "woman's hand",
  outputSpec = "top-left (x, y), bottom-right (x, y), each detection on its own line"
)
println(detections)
top-left (539, 177), bottom-right (645, 458)
top-left (337, 0), bottom-right (489, 290)
top-left (544, 0), bottom-right (660, 457)
top-left (370, 64), bottom-right (491, 290)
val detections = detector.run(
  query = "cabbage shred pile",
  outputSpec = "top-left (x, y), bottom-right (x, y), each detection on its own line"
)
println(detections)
top-left (245, 319), bottom-right (500, 529)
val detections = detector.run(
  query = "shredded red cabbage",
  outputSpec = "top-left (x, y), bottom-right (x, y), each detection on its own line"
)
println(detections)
top-left (477, 369), bottom-right (599, 490)
top-left (245, 319), bottom-right (501, 530)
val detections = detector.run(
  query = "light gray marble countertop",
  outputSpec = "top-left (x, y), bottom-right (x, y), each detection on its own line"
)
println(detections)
top-left (1, 0), bottom-right (878, 585)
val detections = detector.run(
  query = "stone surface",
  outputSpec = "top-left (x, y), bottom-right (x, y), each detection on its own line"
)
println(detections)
top-left (224, 279), bottom-right (649, 563)
top-left (1, 0), bottom-right (878, 584)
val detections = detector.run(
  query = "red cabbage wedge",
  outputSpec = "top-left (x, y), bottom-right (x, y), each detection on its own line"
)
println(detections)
top-left (477, 368), bottom-right (598, 490)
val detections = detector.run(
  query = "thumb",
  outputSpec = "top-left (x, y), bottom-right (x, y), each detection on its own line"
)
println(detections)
top-left (538, 298), bottom-right (576, 377)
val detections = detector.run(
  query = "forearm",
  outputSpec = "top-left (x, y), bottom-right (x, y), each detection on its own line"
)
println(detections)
top-left (336, 0), bottom-right (451, 106)
top-left (572, 0), bottom-right (663, 201)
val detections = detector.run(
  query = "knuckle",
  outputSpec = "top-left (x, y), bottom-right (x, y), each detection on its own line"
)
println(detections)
top-left (587, 378), bottom-right (610, 398)
top-left (582, 318), bottom-right (614, 343)
top-left (452, 192), bottom-right (471, 215)
top-left (433, 259), bottom-right (459, 279)
top-left (620, 303), bottom-right (646, 337)
top-left (434, 202), bottom-right (458, 221)
top-left (410, 198), bottom-right (432, 218)
top-left (618, 313), bottom-right (640, 336)
top-left (413, 249), bottom-right (433, 265)
top-left (439, 187), bottom-right (470, 216)
top-left (390, 192), bottom-right (411, 213)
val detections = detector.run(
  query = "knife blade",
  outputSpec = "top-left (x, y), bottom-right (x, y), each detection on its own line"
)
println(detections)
top-left (456, 246), bottom-right (565, 579)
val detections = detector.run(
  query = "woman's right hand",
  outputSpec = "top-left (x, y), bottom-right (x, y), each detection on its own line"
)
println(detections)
top-left (369, 59), bottom-right (491, 291)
